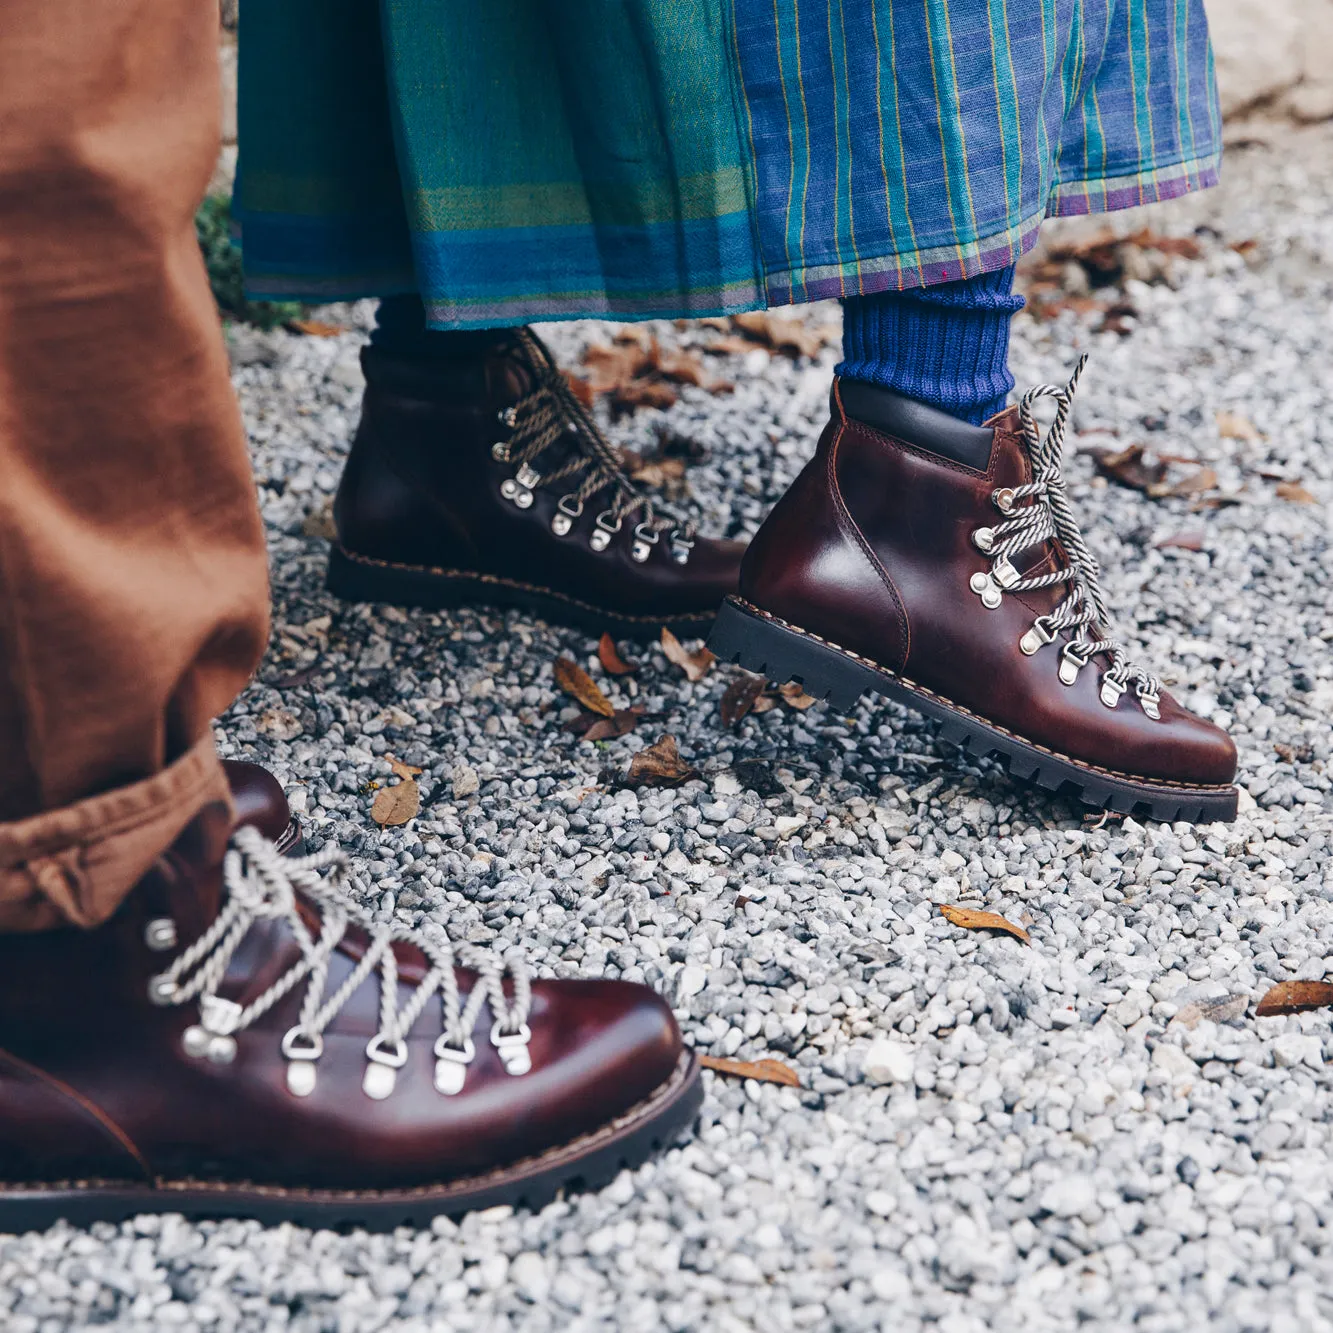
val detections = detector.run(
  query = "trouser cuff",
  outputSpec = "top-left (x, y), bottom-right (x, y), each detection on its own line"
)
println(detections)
top-left (0, 736), bottom-right (232, 933)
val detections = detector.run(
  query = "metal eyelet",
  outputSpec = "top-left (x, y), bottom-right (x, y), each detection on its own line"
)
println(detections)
top-left (433, 1034), bottom-right (476, 1096)
top-left (1136, 684), bottom-right (1162, 721)
top-left (972, 527), bottom-right (995, 554)
top-left (670, 530), bottom-right (695, 565)
top-left (491, 1020), bottom-right (533, 1076)
top-left (590, 511), bottom-right (622, 553)
top-left (992, 487), bottom-right (1016, 514)
top-left (969, 571), bottom-right (1002, 609)
top-left (182, 995), bottom-right (243, 1065)
top-left (552, 494), bottom-right (583, 536)
top-left (1099, 672), bottom-right (1128, 710)
top-left (144, 918), bottom-right (177, 952)
top-left (500, 462), bottom-right (539, 510)
top-left (1019, 617), bottom-right (1055, 656)
top-left (282, 1027), bottom-right (324, 1097)
top-left (497, 406), bottom-right (518, 429)
top-left (363, 1034), bottom-right (408, 1101)
top-left (631, 522), bottom-right (660, 563)
top-left (1059, 644), bottom-right (1091, 686)
top-left (491, 441), bottom-right (511, 462)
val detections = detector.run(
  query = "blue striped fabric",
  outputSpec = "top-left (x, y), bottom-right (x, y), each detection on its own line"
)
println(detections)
top-left (236, 0), bottom-right (1220, 325)
top-left (730, 0), bottom-right (1220, 303)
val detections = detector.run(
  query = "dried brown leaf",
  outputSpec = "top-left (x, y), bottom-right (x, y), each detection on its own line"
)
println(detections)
top-left (624, 734), bottom-right (699, 789)
top-left (1254, 980), bottom-right (1333, 1017)
top-left (1091, 442), bottom-right (1168, 494)
top-left (1155, 530), bottom-right (1205, 552)
top-left (750, 692), bottom-right (779, 714)
top-left (553, 656), bottom-right (615, 717)
top-left (371, 776), bottom-right (420, 826)
top-left (730, 311), bottom-right (824, 359)
top-left (386, 756), bottom-right (423, 780)
top-left (583, 708), bottom-right (644, 742)
top-left (1275, 480), bottom-right (1317, 504)
top-left (1152, 466), bottom-right (1218, 499)
top-left (598, 633), bottom-right (638, 676)
top-left (611, 380), bottom-right (678, 413)
top-left (699, 1055), bottom-right (800, 1087)
top-left (287, 318), bottom-right (346, 337)
top-left (779, 681), bottom-right (819, 711)
top-left (301, 500), bottom-right (338, 540)
top-left (1216, 410), bottom-right (1263, 442)
top-left (720, 673), bottom-right (767, 726)
top-left (660, 628), bottom-right (715, 682)
top-left (563, 371), bottom-right (595, 408)
top-left (938, 903), bottom-right (1030, 943)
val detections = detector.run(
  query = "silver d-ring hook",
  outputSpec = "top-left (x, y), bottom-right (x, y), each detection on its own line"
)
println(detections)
top-left (491, 1020), bottom-right (533, 1076)
top-left (589, 510), bottom-right (622, 553)
top-left (362, 1033), bottom-right (408, 1101)
top-left (631, 522), bottom-right (660, 563)
top-left (433, 1033), bottom-right (477, 1096)
top-left (1058, 643), bottom-right (1091, 687)
top-left (552, 493), bottom-right (583, 537)
top-left (281, 1026), bottom-right (324, 1098)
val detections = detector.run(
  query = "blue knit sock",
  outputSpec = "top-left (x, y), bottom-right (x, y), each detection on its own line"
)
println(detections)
top-left (837, 266), bottom-right (1024, 426)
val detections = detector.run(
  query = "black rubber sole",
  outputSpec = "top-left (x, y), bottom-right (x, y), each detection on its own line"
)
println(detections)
top-left (0, 1052), bottom-right (701, 1233)
top-left (708, 598), bottom-right (1238, 825)
top-left (327, 545), bottom-right (715, 640)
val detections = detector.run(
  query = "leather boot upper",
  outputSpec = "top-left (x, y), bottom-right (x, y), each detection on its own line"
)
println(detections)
top-left (740, 379), bottom-right (1237, 788)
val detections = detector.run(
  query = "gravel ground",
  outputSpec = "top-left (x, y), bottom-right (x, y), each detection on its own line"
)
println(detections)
top-left (5, 128), bottom-right (1333, 1333)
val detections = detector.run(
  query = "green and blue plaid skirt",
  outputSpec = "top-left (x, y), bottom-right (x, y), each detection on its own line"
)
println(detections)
top-left (235, 0), bottom-right (1220, 327)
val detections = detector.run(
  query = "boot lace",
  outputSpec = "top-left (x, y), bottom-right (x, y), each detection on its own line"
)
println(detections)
top-left (969, 356), bottom-right (1163, 718)
top-left (493, 329), bottom-right (697, 564)
top-left (148, 826), bottom-right (532, 1100)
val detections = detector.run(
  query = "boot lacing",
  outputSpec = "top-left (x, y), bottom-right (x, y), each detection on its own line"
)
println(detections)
top-left (972, 356), bottom-right (1163, 718)
top-left (148, 826), bottom-right (532, 1100)
top-left (494, 329), bottom-right (696, 564)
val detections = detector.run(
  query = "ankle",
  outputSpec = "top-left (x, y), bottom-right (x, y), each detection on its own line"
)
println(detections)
top-left (370, 296), bottom-right (517, 362)
top-left (837, 267), bottom-right (1024, 426)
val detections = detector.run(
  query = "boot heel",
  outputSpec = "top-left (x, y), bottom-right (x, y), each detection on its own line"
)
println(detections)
top-left (707, 599), bottom-right (877, 711)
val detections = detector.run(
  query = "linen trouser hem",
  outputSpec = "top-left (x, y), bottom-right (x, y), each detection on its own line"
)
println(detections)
top-left (0, 736), bottom-right (232, 934)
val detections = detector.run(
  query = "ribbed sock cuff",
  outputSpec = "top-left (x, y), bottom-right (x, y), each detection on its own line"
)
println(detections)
top-left (837, 266), bottom-right (1024, 426)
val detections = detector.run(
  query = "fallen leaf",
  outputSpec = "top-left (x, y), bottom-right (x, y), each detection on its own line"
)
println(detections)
top-left (1091, 443), bottom-right (1168, 494)
top-left (619, 450), bottom-right (689, 490)
top-left (731, 757), bottom-right (785, 797)
top-left (660, 628), bottom-right (715, 682)
top-left (563, 371), bottom-right (595, 408)
top-left (553, 656), bottom-right (615, 718)
top-left (301, 500), bottom-right (338, 540)
top-left (1170, 994), bottom-right (1248, 1029)
top-left (1154, 466), bottom-right (1218, 499)
top-left (1155, 531), bottom-right (1205, 551)
top-left (779, 682), bottom-right (819, 711)
top-left (583, 708), bottom-right (644, 741)
top-left (1254, 980), bottom-right (1333, 1017)
top-left (699, 1055), bottom-right (800, 1087)
top-left (750, 693), bottom-right (779, 714)
top-left (720, 673), bottom-right (767, 726)
top-left (729, 311), bottom-right (825, 359)
top-left (938, 903), bottom-right (1030, 943)
top-left (1275, 480), bottom-right (1317, 504)
top-left (255, 708), bottom-right (303, 741)
top-left (581, 335), bottom-right (731, 415)
top-left (386, 756), bottom-right (423, 780)
top-left (611, 379), bottom-right (678, 413)
top-left (271, 666), bottom-right (319, 689)
top-left (598, 633), bottom-right (638, 676)
top-left (371, 775), bottom-right (420, 826)
top-left (1216, 410), bottom-right (1264, 442)
top-left (287, 318), bottom-right (346, 337)
top-left (624, 734), bottom-right (699, 789)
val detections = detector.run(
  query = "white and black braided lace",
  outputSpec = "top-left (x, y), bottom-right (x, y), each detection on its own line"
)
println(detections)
top-left (970, 356), bottom-right (1163, 718)
top-left (147, 826), bottom-right (532, 1100)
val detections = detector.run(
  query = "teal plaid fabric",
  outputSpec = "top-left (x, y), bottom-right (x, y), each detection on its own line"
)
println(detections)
top-left (236, 0), bottom-right (1220, 326)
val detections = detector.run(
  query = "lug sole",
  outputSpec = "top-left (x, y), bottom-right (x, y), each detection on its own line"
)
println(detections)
top-left (708, 598), bottom-right (1239, 825)
top-left (327, 545), bottom-right (715, 640)
top-left (0, 1051), bottom-right (701, 1233)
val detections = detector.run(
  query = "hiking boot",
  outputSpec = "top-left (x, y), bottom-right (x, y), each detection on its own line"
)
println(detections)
top-left (0, 760), bottom-right (700, 1230)
top-left (708, 362), bottom-right (1239, 823)
top-left (327, 329), bottom-right (744, 637)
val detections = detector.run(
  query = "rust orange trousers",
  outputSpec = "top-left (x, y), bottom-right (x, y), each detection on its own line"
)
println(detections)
top-left (0, 0), bottom-right (269, 931)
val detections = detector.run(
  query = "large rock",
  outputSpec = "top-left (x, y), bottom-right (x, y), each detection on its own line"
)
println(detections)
top-left (1206, 0), bottom-right (1333, 122)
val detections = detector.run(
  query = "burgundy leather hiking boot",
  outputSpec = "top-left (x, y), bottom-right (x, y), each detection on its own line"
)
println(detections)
top-left (709, 363), bottom-right (1239, 823)
top-left (0, 761), bottom-right (700, 1231)
top-left (327, 329), bottom-right (745, 637)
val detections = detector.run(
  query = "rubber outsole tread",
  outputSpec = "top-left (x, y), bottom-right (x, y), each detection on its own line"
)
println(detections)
top-left (327, 545), bottom-right (714, 640)
top-left (707, 598), bottom-right (1237, 825)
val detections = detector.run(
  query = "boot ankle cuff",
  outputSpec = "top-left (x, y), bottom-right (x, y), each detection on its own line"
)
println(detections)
top-left (0, 735), bottom-right (232, 933)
